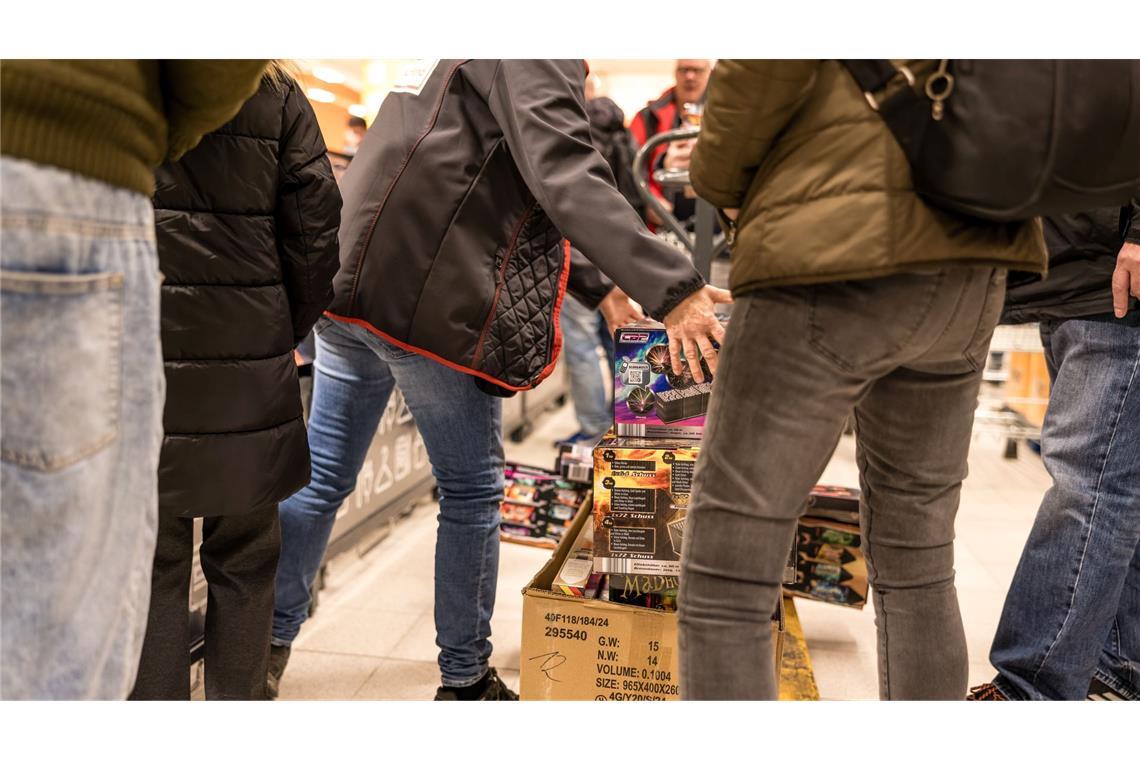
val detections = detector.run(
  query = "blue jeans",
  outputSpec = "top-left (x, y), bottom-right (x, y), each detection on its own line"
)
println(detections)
top-left (560, 295), bottom-right (615, 437)
top-left (991, 317), bottom-right (1140, 700)
top-left (1, 157), bottom-right (164, 699)
top-left (273, 317), bottom-right (504, 687)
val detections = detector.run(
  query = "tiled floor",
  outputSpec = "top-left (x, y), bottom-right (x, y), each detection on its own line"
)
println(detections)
top-left (277, 400), bottom-right (1050, 701)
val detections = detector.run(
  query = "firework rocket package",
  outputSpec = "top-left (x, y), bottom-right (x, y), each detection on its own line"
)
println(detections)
top-left (613, 321), bottom-right (722, 440)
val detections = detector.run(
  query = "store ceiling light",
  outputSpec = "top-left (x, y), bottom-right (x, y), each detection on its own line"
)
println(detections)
top-left (312, 66), bottom-right (346, 85)
top-left (307, 88), bottom-right (337, 104)
top-left (347, 103), bottom-right (371, 118)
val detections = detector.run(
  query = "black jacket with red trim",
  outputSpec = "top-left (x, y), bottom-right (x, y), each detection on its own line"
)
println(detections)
top-left (154, 75), bottom-right (341, 517)
top-left (330, 60), bottom-right (704, 392)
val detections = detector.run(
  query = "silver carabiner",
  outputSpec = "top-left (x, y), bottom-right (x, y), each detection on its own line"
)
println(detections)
top-left (925, 59), bottom-right (955, 121)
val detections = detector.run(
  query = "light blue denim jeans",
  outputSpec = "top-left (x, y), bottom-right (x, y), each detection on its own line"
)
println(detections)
top-left (274, 316), bottom-right (503, 688)
top-left (990, 316), bottom-right (1140, 700)
top-left (559, 295), bottom-right (614, 438)
top-left (1, 157), bottom-right (164, 699)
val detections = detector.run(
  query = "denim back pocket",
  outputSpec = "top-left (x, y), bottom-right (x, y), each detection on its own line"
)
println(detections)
top-left (1, 270), bottom-right (123, 471)
top-left (808, 271), bottom-right (945, 373)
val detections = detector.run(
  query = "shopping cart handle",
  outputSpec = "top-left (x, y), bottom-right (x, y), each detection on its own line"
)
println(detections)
top-left (633, 127), bottom-right (700, 251)
top-left (653, 167), bottom-right (691, 188)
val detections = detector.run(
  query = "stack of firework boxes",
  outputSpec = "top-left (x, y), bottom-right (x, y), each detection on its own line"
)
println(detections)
top-left (579, 322), bottom-right (712, 610)
top-left (520, 321), bottom-right (783, 700)
top-left (554, 321), bottom-right (867, 611)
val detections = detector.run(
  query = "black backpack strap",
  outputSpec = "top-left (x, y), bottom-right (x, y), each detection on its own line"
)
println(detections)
top-left (840, 60), bottom-right (902, 96)
top-left (839, 60), bottom-right (927, 163)
top-left (840, 60), bottom-right (921, 115)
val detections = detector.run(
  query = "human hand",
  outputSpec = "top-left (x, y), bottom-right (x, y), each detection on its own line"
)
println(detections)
top-left (662, 285), bottom-right (733, 383)
top-left (598, 287), bottom-right (645, 335)
top-left (1112, 241), bottom-right (1140, 317)
top-left (663, 139), bottom-right (696, 171)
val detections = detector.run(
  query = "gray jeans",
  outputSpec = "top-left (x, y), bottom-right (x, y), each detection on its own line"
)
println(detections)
top-left (1, 157), bottom-right (164, 699)
top-left (678, 267), bottom-right (1007, 700)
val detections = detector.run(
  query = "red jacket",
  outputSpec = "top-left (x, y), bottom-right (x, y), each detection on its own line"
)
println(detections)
top-left (629, 87), bottom-right (680, 211)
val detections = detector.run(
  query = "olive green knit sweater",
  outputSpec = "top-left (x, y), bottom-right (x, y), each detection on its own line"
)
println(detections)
top-left (1, 60), bottom-right (267, 196)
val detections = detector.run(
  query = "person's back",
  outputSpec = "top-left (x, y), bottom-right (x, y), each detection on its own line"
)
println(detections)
top-left (152, 71), bottom-right (340, 518)
top-left (679, 59), bottom-right (1048, 701)
top-left (587, 95), bottom-right (643, 217)
top-left (0, 59), bottom-right (265, 699)
top-left (692, 60), bottom-right (1045, 291)
top-left (129, 70), bottom-right (341, 700)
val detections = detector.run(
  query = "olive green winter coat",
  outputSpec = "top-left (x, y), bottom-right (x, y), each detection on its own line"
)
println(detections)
top-left (690, 60), bottom-right (1048, 295)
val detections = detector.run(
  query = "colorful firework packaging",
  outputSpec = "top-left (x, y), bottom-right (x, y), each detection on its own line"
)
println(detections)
top-left (614, 322), bottom-right (716, 440)
top-left (785, 485), bottom-right (868, 609)
top-left (592, 437), bottom-right (699, 577)
top-left (500, 463), bottom-right (592, 549)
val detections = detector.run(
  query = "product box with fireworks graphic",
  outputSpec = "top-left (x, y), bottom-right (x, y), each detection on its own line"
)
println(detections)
top-left (592, 437), bottom-right (699, 576)
top-left (500, 463), bottom-right (592, 549)
top-left (785, 517), bottom-right (868, 609)
top-left (614, 322), bottom-right (713, 440)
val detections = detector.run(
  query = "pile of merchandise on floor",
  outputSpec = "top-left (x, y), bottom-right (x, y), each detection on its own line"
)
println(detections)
top-left (545, 320), bottom-right (868, 611)
top-left (519, 321), bottom-right (787, 700)
top-left (499, 463), bottom-right (592, 549)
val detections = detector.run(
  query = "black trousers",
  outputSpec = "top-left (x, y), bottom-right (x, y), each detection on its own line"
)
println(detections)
top-left (130, 507), bottom-right (280, 700)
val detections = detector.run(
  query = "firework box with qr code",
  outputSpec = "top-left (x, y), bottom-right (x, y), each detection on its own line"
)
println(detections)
top-left (592, 437), bottom-right (699, 577)
top-left (519, 503), bottom-right (784, 700)
top-left (500, 463), bottom-right (591, 549)
top-left (613, 322), bottom-right (716, 441)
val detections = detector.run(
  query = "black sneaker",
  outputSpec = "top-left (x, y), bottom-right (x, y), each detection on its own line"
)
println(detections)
top-left (266, 644), bottom-right (291, 700)
top-left (434, 668), bottom-right (519, 701)
top-left (1088, 676), bottom-right (1131, 701)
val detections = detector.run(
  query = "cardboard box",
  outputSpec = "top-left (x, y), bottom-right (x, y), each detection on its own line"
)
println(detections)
top-left (520, 504), bottom-right (783, 700)
top-left (1007, 351), bottom-right (1050, 428)
top-left (592, 437), bottom-right (699, 576)
top-left (614, 323), bottom-right (713, 440)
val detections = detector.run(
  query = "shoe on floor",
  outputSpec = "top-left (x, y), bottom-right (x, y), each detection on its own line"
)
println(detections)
top-left (967, 682), bottom-right (1008, 701)
top-left (266, 644), bottom-right (291, 700)
top-left (1088, 676), bottom-right (1132, 701)
top-left (434, 668), bottom-right (519, 701)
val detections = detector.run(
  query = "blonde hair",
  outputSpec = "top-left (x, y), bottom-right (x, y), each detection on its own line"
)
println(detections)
top-left (263, 59), bottom-right (300, 91)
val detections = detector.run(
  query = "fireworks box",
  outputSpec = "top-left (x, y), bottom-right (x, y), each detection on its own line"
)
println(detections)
top-left (552, 518), bottom-right (603, 598)
top-left (500, 463), bottom-right (591, 549)
top-left (555, 433), bottom-right (606, 484)
top-left (592, 437), bottom-right (698, 577)
top-left (520, 503), bottom-right (784, 700)
top-left (614, 322), bottom-right (713, 440)
top-left (785, 485), bottom-right (868, 609)
top-left (602, 573), bottom-right (680, 612)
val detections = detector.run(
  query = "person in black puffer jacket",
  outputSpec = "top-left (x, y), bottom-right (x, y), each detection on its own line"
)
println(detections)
top-left (129, 64), bottom-right (342, 700)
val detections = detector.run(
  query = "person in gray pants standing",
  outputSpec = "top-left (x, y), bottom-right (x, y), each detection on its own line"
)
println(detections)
top-left (677, 60), bottom-right (1047, 700)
